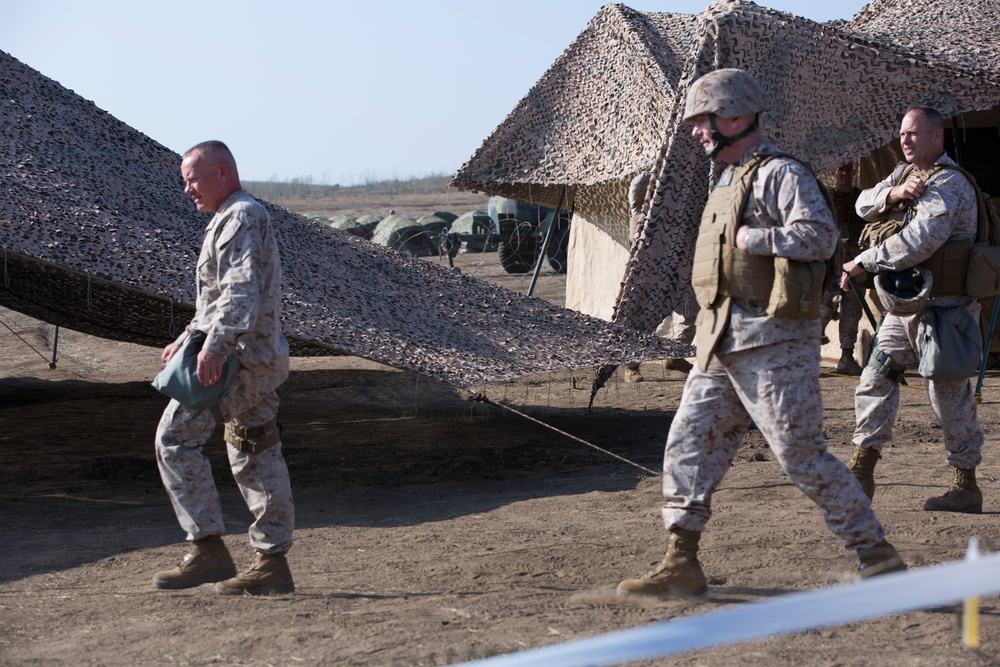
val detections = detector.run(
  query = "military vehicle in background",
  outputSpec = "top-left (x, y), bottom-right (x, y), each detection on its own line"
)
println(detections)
top-left (447, 211), bottom-right (496, 253)
top-left (488, 196), bottom-right (570, 274)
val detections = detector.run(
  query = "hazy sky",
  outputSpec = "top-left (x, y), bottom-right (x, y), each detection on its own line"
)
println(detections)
top-left (2, 1), bottom-right (869, 185)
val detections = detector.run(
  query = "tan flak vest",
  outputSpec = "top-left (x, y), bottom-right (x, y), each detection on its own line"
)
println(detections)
top-left (690, 152), bottom-right (830, 371)
top-left (858, 163), bottom-right (983, 297)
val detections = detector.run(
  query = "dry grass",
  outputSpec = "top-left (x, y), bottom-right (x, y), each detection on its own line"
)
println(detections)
top-left (246, 175), bottom-right (491, 219)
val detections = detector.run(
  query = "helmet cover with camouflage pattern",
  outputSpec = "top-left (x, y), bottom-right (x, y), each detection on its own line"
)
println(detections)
top-left (683, 68), bottom-right (769, 121)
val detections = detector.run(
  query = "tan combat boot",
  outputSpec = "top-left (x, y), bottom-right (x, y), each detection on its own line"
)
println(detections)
top-left (836, 349), bottom-right (864, 376)
top-left (923, 467), bottom-right (983, 514)
top-left (215, 551), bottom-right (295, 596)
top-left (847, 446), bottom-right (880, 500)
top-left (617, 528), bottom-right (708, 599)
top-left (153, 535), bottom-right (236, 590)
top-left (857, 539), bottom-right (907, 579)
top-left (624, 364), bottom-right (644, 383)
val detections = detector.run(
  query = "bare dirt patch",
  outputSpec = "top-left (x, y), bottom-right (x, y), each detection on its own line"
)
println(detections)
top-left (2, 236), bottom-right (999, 666)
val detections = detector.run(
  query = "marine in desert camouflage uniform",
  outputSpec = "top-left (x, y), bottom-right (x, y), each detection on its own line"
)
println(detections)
top-left (152, 141), bottom-right (296, 596)
top-left (821, 164), bottom-right (867, 375)
top-left (842, 107), bottom-right (985, 514)
top-left (617, 69), bottom-right (904, 601)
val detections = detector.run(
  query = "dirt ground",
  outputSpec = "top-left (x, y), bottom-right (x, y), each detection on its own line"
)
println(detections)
top-left (2, 240), bottom-right (1000, 666)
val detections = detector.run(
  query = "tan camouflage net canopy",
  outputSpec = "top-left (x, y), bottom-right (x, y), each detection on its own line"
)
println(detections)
top-left (0, 49), bottom-right (687, 389)
top-left (452, 0), bottom-right (1000, 334)
top-left (452, 3), bottom-right (699, 219)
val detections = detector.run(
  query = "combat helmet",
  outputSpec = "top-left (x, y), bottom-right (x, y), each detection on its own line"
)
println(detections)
top-left (683, 68), bottom-right (768, 158)
top-left (874, 267), bottom-right (933, 315)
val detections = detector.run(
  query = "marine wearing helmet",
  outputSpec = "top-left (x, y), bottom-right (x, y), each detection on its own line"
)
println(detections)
top-left (683, 68), bottom-right (768, 159)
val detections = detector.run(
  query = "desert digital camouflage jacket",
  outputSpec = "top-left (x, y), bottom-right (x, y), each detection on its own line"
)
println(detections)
top-left (712, 141), bottom-right (839, 355)
top-left (854, 153), bottom-right (977, 307)
top-left (176, 189), bottom-right (289, 371)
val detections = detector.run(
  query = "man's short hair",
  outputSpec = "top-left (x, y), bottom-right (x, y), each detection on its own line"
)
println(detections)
top-left (183, 140), bottom-right (235, 163)
top-left (904, 106), bottom-right (945, 131)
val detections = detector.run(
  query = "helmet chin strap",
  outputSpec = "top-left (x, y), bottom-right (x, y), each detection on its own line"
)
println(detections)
top-left (706, 114), bottom-right (759, 158)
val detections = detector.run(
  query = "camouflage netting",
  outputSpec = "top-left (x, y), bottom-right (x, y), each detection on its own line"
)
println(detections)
top-left (451, 3), bottom-right (697, 214)
top-left (370, 214), bottom-right (418, 246)
top-left (450, 211), bottom-right (492, 235)
top-left (0, 49), bottom-right (686, 389)
top-left (452, 0), bottom-right (1000, 334)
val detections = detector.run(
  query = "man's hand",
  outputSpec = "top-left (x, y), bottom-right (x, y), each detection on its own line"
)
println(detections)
top-left (887, 175), bottom-right (925, 206)
top-left (736, 224), bottom-right (750, 251)
top-left (196, 349), bottom-right (225, 387)
top-left (840, 259), bottom-right (867, 291)
top-left (161, 342), bottom-right (180, 364)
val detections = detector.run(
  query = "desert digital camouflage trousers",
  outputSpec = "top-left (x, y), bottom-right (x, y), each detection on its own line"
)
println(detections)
top-left (661, 338), bottom-right (885, 550)
top-left (155, 365), bottom-right (294, 553)
top-left (821, 282), bottom-right (863, 349)
top-left (853, 303), bottom-right (984, 469)
top-left (838, 284), bottom-right (863, 349)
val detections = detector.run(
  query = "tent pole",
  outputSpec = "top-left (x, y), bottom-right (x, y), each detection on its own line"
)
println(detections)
top-left (50, 324), bottom-right (59, 369)
top-left (527, 185), bottom-right (566, 297)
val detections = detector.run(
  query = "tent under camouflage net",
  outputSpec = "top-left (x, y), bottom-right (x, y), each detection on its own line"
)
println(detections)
top-left (328, 214), bottom-right (374, 240)
top-left (431, 211), bottom-right (458, 224)
top-left (355, 214), bottom-right (383, 234)
top-left (416, 214), bottom-right (451, 239)
top-left (449, 210), bottom-right (496, 253)
top-left (370, 214), bottom-right (438, 256)
top-left (451, 0), bottom-right (1000, 333)
top-left (0, 49), bottom-right (686, 390)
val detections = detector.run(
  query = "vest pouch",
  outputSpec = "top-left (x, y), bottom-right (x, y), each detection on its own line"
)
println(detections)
top-left (692, 229), bottom-right (724, 310)
top-left (767, 258), bottom-right (825, 319)
top-left (922, 242), bottom-right (972, 296)
top-left (967, 245), bottom-right (1000, 299)
top-left (859, 207), bottom-right (908, 250)
top-left (719, 245), bottom-right (773, 302)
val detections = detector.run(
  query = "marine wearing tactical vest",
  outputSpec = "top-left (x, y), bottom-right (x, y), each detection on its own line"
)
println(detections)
top-left (858, 162), bottom-right (989, 298)
top-left (842, 106), bottom-right (986, 515)
top-left (616, 69), bottom-right (904, 602)
top-left (691, 150), bottom-right (832, 371)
